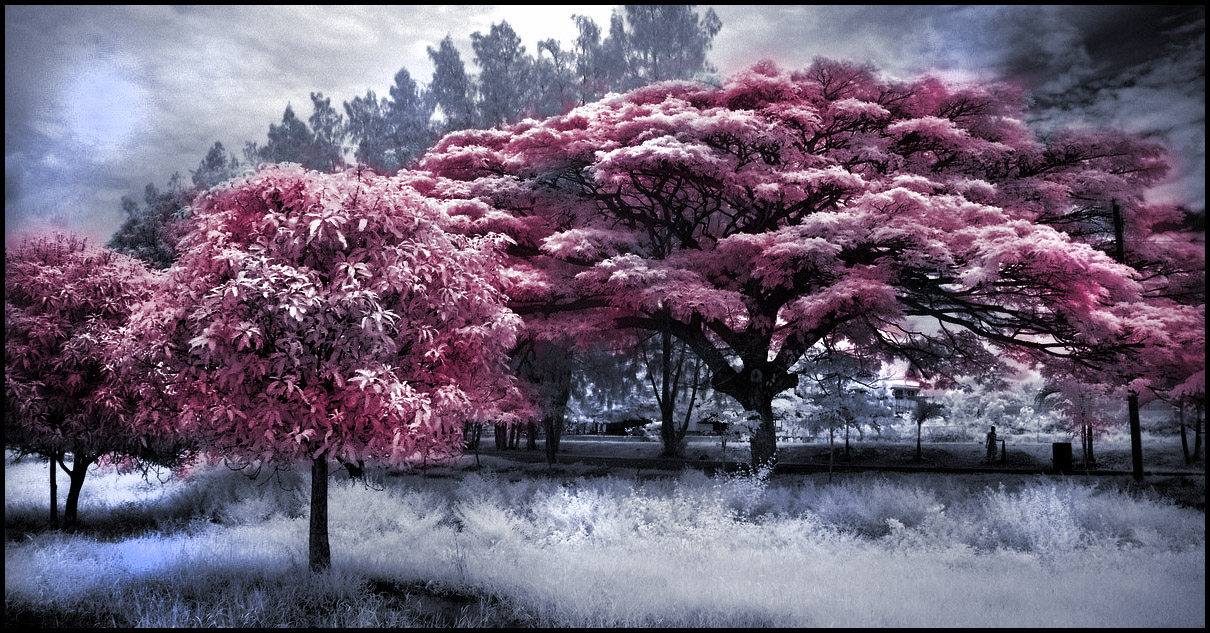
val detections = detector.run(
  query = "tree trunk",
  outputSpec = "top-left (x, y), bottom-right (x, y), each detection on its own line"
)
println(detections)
top-left (1113, 201), bottom-right (1145, 483)
top-left (544, 416), bottom-right (560, 465)
top-left (657, 327), bottom-right (679, 457)
top-left (843, 423), bottom-right (851, 461)
top-left (1193, 401), bottom-right (1203, 461)
top-left (463, 422), bottom-right (482, 451)
top-left (674, 354), bottom-right (704, 456)
top-left (49, 453), bottom-right (60, 529)
top-left (545, 381), bottom-right (570, 462)
top-left (61, 452), bottom-right (93, 531)
top-left (1178, 400), bottom-right (1190, 464)
top-left (646, 325), bottom-right (700, 459)
top-left (915, 422), bottom-right (922, 463)
top-left (659, 419), bottom-right (681, 457)
top-left (1128, 392), bottom-right (1143, 482)
top-left (749, 401), bottom-right (778, 470)
top-left (309, 457), bottom-right (331, 572)
top-left (1086, 424), bottom-right (1096, 469)
top-left (828, 427), bottom-right (835, 484)
top-left (525, 421), bottom-right (537, 451)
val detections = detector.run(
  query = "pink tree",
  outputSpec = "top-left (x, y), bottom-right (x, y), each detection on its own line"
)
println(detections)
top-left (1045, 377), bottom-right (1117, 469)
top-left (5, 232), bottom-right (185, 528)
top-left (418, 59), bottom-right (1193, 468)
top-left (1024, 129), bottom-right (1205, 479)
top-left (1043, 291), bottom-right (1205, 477)
top-left (126, 164), bottom-right (527, 571)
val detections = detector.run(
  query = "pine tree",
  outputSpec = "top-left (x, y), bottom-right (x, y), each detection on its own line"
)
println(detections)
top-left (307, 92), bottom-right (346, 172)
top-left (427, 35), bottom-right (477, 133)
top-left (472, 20), bottom-right (532, 128)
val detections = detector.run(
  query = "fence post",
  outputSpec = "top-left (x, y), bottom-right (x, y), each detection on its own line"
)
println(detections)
top-left (1052, 442), bottom-right (1073, 475)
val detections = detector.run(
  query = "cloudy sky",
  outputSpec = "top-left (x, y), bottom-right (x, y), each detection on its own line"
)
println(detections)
top-left (5, 5), bottom-right (1205, 246)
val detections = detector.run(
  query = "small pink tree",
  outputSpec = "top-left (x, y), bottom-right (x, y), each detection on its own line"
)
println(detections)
top-left (1045, 377), bottom-right (1117, 469)
top-left (129, 164), bottom-right (526, 571)
top-left (5, 232), bottom-right (184, 528)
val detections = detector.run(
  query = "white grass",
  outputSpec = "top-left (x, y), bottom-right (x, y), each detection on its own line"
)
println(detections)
top-left (4, 453), bottom-right (1205, 627)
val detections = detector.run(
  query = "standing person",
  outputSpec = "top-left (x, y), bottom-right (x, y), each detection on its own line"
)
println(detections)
top-left (986, 425), bottom-right (998, 462)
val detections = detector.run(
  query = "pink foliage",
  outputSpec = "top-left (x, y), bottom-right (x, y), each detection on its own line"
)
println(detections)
top-left (417, 58), bottom-right (1201, 468)
top-left (5, 232), bottom-right (165, 456)
top-left (129, 165), bottom-right (530, 468)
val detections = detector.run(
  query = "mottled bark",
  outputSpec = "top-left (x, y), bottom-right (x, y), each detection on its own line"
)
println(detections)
top-left (543, 416), bottom-right (561, 465)
top-left (750, 400), bottom-right (779, 470)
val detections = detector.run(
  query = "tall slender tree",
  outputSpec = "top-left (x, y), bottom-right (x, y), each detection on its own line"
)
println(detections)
top-left (343, 89), bottom-right (393, 172)
top-left (531, 38), bottom-right (579, 119)
top-left (383, 68), bottom-right (436, 169)
top-left (622, 5), bottom-right (722, 85)
top-left (191, 141), bottom-right (243, 190)
top-left (472, 20), bottom-right (532, 128)
top-left (249, 104), bottom-right (317, 168)
top-left (428, 35), bottom-right (477, 133)
top-left (307, 92), bottom-right (346, 172)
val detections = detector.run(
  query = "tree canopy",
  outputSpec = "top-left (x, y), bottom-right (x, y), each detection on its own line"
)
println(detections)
top-left (5, 232), bottom-right (186, 526)
top-left (417, 58), bottom-right (1204, 467)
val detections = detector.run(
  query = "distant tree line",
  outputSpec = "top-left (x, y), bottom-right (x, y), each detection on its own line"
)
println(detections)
top-left (109, 6), bottom-right (722, 266)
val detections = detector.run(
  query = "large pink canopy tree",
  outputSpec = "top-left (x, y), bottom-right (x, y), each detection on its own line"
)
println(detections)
top-left (126, 164), bottom-right (530, 571)
top-left (418, 59), bottom-right (1202, 468)
top-left (5, 233), bottom-right (187, 528)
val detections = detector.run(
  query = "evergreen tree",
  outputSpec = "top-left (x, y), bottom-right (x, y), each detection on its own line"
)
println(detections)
top-left (307, 92), bottom-right (346, 172)
top-left (343, 71), bottom-right (436, 174)
top-left (383, 68), bottom-right (436, 170)
top-left (427, 35), bottom-right (477, 133)
top-left (571, 6), bottom-right (718, 100)
top-left (343, 89), bottom-right (393, 173)
top-left (191, 141), bottom-right (242, 190)
top-left (108, 177), bottom-right (193, 269)
top-left (531, 38), bottom-right (579, 118)
top-left (622, 5), bottom-right (722, 85)
top-left (254, 104), bottom-right (318, 167)
top-left (472, 20), bottom-right (532, 128)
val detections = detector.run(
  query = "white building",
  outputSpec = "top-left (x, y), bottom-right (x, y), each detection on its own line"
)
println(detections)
top-left (877, 364), bottom-right (943, 417)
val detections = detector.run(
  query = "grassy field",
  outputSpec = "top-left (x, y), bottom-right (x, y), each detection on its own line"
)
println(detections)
top-left (546, 429), bottom-right (1203, 473)
top-left (4, 435), bottom-right (1205, 627)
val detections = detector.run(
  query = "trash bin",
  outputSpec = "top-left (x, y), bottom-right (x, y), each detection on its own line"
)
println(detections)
top-left (1052, 442), bottom-right (1073, 475)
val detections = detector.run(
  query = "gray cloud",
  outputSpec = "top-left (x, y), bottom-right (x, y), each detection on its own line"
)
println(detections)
top-left (709, 4), bottom-right (1204, 211)
top-left (4, 5), bottom-right (1204, 246)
